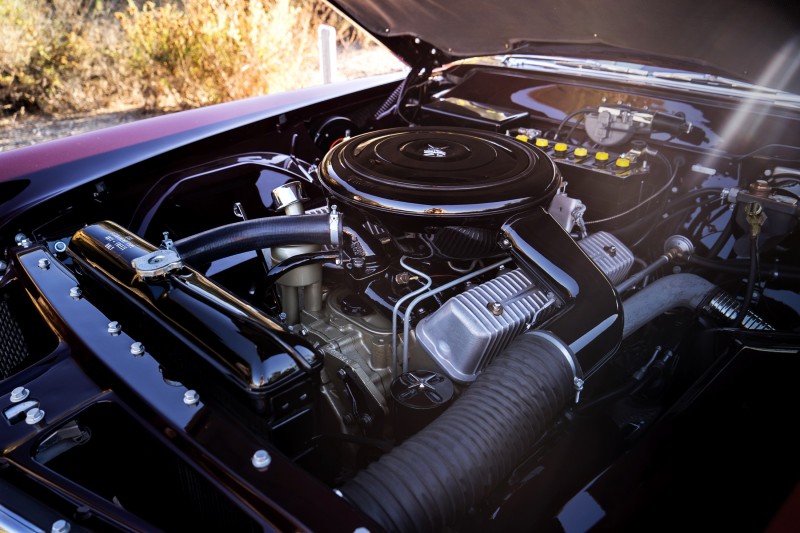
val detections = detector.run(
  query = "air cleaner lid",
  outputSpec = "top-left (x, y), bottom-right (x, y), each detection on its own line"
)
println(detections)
top-left (319, 127), bottom-right (560, 221)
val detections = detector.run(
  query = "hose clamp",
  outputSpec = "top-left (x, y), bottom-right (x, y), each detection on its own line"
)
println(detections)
top-left (329, 205), bottom-right (342, 247)
top-left (526, 330), bottom-right (584, 403)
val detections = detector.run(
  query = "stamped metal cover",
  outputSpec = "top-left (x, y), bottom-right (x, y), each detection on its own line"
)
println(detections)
top-left (319, 127), bottom-right (560, 223)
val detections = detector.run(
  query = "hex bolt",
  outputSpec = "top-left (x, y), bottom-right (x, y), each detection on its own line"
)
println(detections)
top-left (74, 506), bottom-right (92, 521)
top-left (251, 449), bottom-right (272, 469)
top-left (25, 407), bottom-right (45, 425)
top-left (38, 257), bottom-right (51, 269)
top-left (51, 519), bottom-right (71, 533)
top-left (10, 386), bottom-right (30, 403)
top-left (14, 233), bottom-right (29, 247)
top-left (130, 342), bottom-right (145, 356)
top-left (183, 389), bottom-right (200, 406)
top-left (487, 302), bottom-right (504, 316)
top-left (69, 287), bottom-right (82, 300)
top-left (394, 272), bottom-right (413, 285)
top-left (107, 321), bottom-right (122, 335)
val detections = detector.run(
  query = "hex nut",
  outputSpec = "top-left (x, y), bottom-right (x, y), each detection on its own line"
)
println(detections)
top-left (487, 302), bottom-right (504, 316)
top-left (51, 519), bottom-right (71, 533)
top-left (251, 449), bottom-right (272, 469)
top-left (130, 342), bottom-right (145, 356)
top-left (183, 389), bottom-right (200, 406)
top-left (107, 321), bottom-right (122, 335)
top-left (10, 386), bottom-right (30, 403)
top-left (25, 407), bottom-right (45, 425)
top-left (69, 287), bottom-right (82, 300)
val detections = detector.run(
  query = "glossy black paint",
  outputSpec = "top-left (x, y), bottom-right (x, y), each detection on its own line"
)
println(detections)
top-left (502, 208), bottom-right (623, 374)
top-left (1, 48), bottom-right (798, 533)
top-left (429, 66), bottom-right (800, 155)
top-left (67, 221), bottom-right (321, 402)
top-left (0, 74), bottom-right (404, 243)
top-left (320, 126), bottom-right (561, 230)
top-left (469, 331), bottom-right (800, 533)
top-left (4, 245), bottom-right (377, 532)
top-left (329, 0), bottom-right (799, 93)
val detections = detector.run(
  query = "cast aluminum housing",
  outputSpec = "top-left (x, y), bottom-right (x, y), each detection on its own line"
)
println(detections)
top-left (415, 268), bottom-right (558, 383)
top-left (576, 231), bottom-right (634, 285)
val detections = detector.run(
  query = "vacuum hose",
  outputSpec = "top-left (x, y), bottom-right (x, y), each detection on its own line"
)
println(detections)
top-left (173, 214), bottom-right (340, 266)
top-left (342, 332), bottom-right (576, 532)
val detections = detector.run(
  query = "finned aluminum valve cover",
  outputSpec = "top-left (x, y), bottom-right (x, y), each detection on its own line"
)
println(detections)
top-left (576, 231), bottom-right (634, 285)
top-left (415, 268), bottom-right (558, 383)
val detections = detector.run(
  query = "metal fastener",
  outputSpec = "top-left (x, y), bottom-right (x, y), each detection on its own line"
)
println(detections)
top-left (25, 407), bottom-right (45, 425)
top-left (51, 519), bottom-right (71, 533)
top-left (130, 342), bottom-right (145, 356)
top-left (251, 449), bottom-right (272, 469)
top-left (749, 179), bottom-right (771, 197)
top-left (0, 260), bottom-right (7, 272)
top-left (38, 257), bottom-right (51, 269)
top-left (107, 321), bottom-right (122, 335)
top-left (183, 389), bottom-right (200, 406)
top-left (487, 302), bottom-right (504, 316)
top-left (10, 386), bottom-right (30, 403)
top-left (54, 241), bottom-right (67, 253)
top-left (69, 287), bottom-right (82, 300)
top-left (15, 233), bottom-right (30, 247)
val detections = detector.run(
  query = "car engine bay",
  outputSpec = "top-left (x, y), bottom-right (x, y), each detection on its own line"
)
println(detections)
top-left (2, 60), bottom-right (799, 531)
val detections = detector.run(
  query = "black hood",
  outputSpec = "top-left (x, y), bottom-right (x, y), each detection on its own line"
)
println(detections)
top-left (330, 0), bottom-right (800, 94)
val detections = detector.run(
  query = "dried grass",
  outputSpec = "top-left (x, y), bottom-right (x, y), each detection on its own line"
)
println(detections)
top-left (0, 0), bottom-right (382, 115)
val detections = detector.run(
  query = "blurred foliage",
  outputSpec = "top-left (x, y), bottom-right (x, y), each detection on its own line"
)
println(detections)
top-left (0, 0), bottom-right (374, 114)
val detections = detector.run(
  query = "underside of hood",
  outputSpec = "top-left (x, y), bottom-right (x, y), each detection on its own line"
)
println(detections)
top-left (330, 0), bottom-right (800, 94)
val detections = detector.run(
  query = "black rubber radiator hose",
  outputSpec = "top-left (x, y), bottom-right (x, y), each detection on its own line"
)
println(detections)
top-left (342, 332), bottom-right (576, 533)
top-left (173, 214), bottom-right (340, 266)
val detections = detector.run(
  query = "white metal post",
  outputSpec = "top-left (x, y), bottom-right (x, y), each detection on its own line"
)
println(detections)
top-left (318, 25), bottom-right (337, 85)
